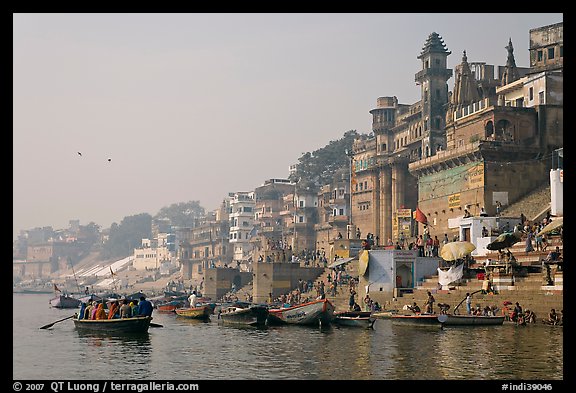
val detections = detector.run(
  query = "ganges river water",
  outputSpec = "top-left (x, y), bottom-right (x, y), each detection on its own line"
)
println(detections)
top-left (13, 293), bottom-right (564, 383)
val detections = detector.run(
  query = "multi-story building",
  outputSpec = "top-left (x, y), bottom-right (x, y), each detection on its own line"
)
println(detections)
top-left (409, 22), bottom-right (562, 239)
top-left (176, 202), bottom-right (232, 284)
top-left (351, 32), bottom-right (452, 244)
top-left (315, 168), bottom-right (350, 251)
top-left (351, 23), bottom-right (562, 243)
top-left (250, 178), bottom-right (295, 260)
top-left (228, 191), bottom-right (256, 267)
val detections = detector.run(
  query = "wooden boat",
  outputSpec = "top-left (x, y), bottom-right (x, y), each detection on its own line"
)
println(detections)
top-left (333, 310), bottom-right (375, 328)
top-left (389, 313), bottom-right (440, 325)
top-left (175, 305), bottom-right (211, 320)
top-left (73, 316), bottom-right (152, 333)
top-left (371, 310), bottom-right (399, 319)
top-left (438, 314), bottom-right (505, 326)
top-left (267, 298), bottom-right (335, 326)
top-left (218, 304), bottom-right (269, 327)
top-left (49, 294), bottom-right (82, 309)
top-left (156, 300), bottom-right (184, 313)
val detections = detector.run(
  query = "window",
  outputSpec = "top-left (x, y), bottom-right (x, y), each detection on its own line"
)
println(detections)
top-left (539, 91), bottom-right (545, 105)
top-left (299, 216), bottom-right (304, 223)
top-left (548, 47), bottom-right (555, 60)
top-left (537, 50), bottom-right (543, 62)
top-left (560, 46), bottom-right (563, 57)
top-left (515, 98), bottom-right (523, 107)
top-left (529, 87), bottom-right (534, 101)
top-left (299, 201), bottom-right (304, 208)
top-left (339, 208), bottom-right (344, 215)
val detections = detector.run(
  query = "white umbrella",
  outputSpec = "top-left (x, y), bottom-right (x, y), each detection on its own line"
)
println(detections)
top-left (537, 217), bottom-right (563, 237)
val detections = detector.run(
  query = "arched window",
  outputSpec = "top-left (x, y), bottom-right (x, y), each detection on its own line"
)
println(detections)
top-left (485, 121), bottom-right (494, 138)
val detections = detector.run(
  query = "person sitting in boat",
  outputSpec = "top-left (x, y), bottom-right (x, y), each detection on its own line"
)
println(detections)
top-left (130, 300), bottom-right (138, 316)
top-left (108, 300), bottom-right (120, 319)
top-left (352, 302), bottom-right (361, 312)
top-left (137, 295), bottom-right (153, 317)
top-left (120, 298), bottom-right (132, 318)
top-left (408, 302), bottom-right (421, 314)
top-left (94, 303), bottom-right (107, 320)
top-left (78, 301), bottom-right (87, 320)
top-left (84, 300), bottom-right (95, 320)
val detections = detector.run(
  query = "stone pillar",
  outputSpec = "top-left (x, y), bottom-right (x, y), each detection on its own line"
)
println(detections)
top-left (380, 166), bottom-right (392, 245)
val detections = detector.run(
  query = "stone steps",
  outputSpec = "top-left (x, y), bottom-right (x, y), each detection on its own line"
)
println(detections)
top-left (389, 271), bottom-right (562, 319)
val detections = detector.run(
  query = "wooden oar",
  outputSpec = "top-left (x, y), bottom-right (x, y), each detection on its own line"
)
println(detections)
top-left (149, 322), bottom-right (163, 328)
top-left (39, 314), bottom-right (75, 329)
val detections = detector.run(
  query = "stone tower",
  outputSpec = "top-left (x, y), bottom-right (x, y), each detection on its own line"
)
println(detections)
top-left (415, 32), bottom-right (452, 156)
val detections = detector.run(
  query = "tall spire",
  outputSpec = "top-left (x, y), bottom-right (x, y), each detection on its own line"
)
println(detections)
top-left (452, 50), bottom-right (481, 107)
top-left (501, 38), bottom-right (520, 85)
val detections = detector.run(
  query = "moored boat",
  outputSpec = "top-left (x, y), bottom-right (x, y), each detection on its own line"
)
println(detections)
top-left (218, 304), bottom-right (269, 327)
top-left (73, 316), bottom-right (152, 333)
top-left (49, 294), bottom-right (82, 309)
top-left (333, 310), bottom-right (375, 328)
top-left (389, 313), bottom-right (440, 325)
top-left (438, 314), bottom-right (505, 326)
top-left (156, 300), bottom-right (184, 313)
top-left (267, 298), bottom-right (335, 327)
top-left (175, 305), bottom-right (211, 320)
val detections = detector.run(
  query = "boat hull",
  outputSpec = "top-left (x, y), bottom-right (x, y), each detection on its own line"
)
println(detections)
top-left (49, 295), bottom-right (81, 309)
top-left (175, 305), bottom-right (211, 319)
top-left (267, 299), bottom-right (335, 326)
top-left (333, 311), bottom-right (375, 328)
top-left (73, 316), bottom-right (152, 333)
top-left (390, 313), bottom-right (440, 325)
top-left (440, 314), bottom-right (505, 326)
top-left (219, 305), bottom-right (269, 326)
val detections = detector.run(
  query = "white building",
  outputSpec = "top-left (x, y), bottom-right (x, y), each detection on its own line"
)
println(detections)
top-left (228, 191), bottom-right (256, 264)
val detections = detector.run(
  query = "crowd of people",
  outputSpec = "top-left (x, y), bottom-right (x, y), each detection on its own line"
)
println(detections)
top-left (77, 295), bottom-right (153, 320)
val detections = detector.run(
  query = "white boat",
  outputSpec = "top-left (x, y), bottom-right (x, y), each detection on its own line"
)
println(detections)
top-left (267, 298), bottom-right (335, 326)
top-left (49, 294), bottom-right (82, 309)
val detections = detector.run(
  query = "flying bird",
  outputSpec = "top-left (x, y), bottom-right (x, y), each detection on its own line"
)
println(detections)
top-left (107, 158), bottom-right (112, 162)
top-left (77, 152), bottom-right (82, 156)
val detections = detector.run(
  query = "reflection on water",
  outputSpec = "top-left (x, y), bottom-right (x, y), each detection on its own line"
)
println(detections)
top-left (14, 294), bottom-right (563, 380)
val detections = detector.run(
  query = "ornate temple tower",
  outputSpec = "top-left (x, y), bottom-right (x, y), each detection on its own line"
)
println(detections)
top-left (415, 32), bottom-right (452, 156)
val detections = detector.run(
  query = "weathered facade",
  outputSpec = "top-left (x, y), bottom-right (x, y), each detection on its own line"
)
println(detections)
top-left (176, 202), bottom-right (232, 286)
top-left (409, 23), bottom-right (562, 239)
top-left (351, 32), bottom-right (452, 244)
top-left (352, 23), bottom-right (562, 243)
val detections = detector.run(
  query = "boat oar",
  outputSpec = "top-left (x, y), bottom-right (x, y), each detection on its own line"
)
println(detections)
top-left (39, 314), bottom-right (75, 329)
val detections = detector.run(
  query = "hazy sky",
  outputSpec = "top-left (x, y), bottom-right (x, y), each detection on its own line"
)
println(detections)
top-left (13, 13), bottom-right (563, 240)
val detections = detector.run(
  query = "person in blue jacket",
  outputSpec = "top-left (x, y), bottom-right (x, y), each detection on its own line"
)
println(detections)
top-left (137, 295), bottom-right (153, 317)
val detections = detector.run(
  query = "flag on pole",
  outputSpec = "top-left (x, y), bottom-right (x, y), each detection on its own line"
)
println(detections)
top-left (53, 283), bottom-right (61, 292)
top-left (413, 206), bottom-right (428, 225)
top-left (351, 159), bottom-right (357, 186)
